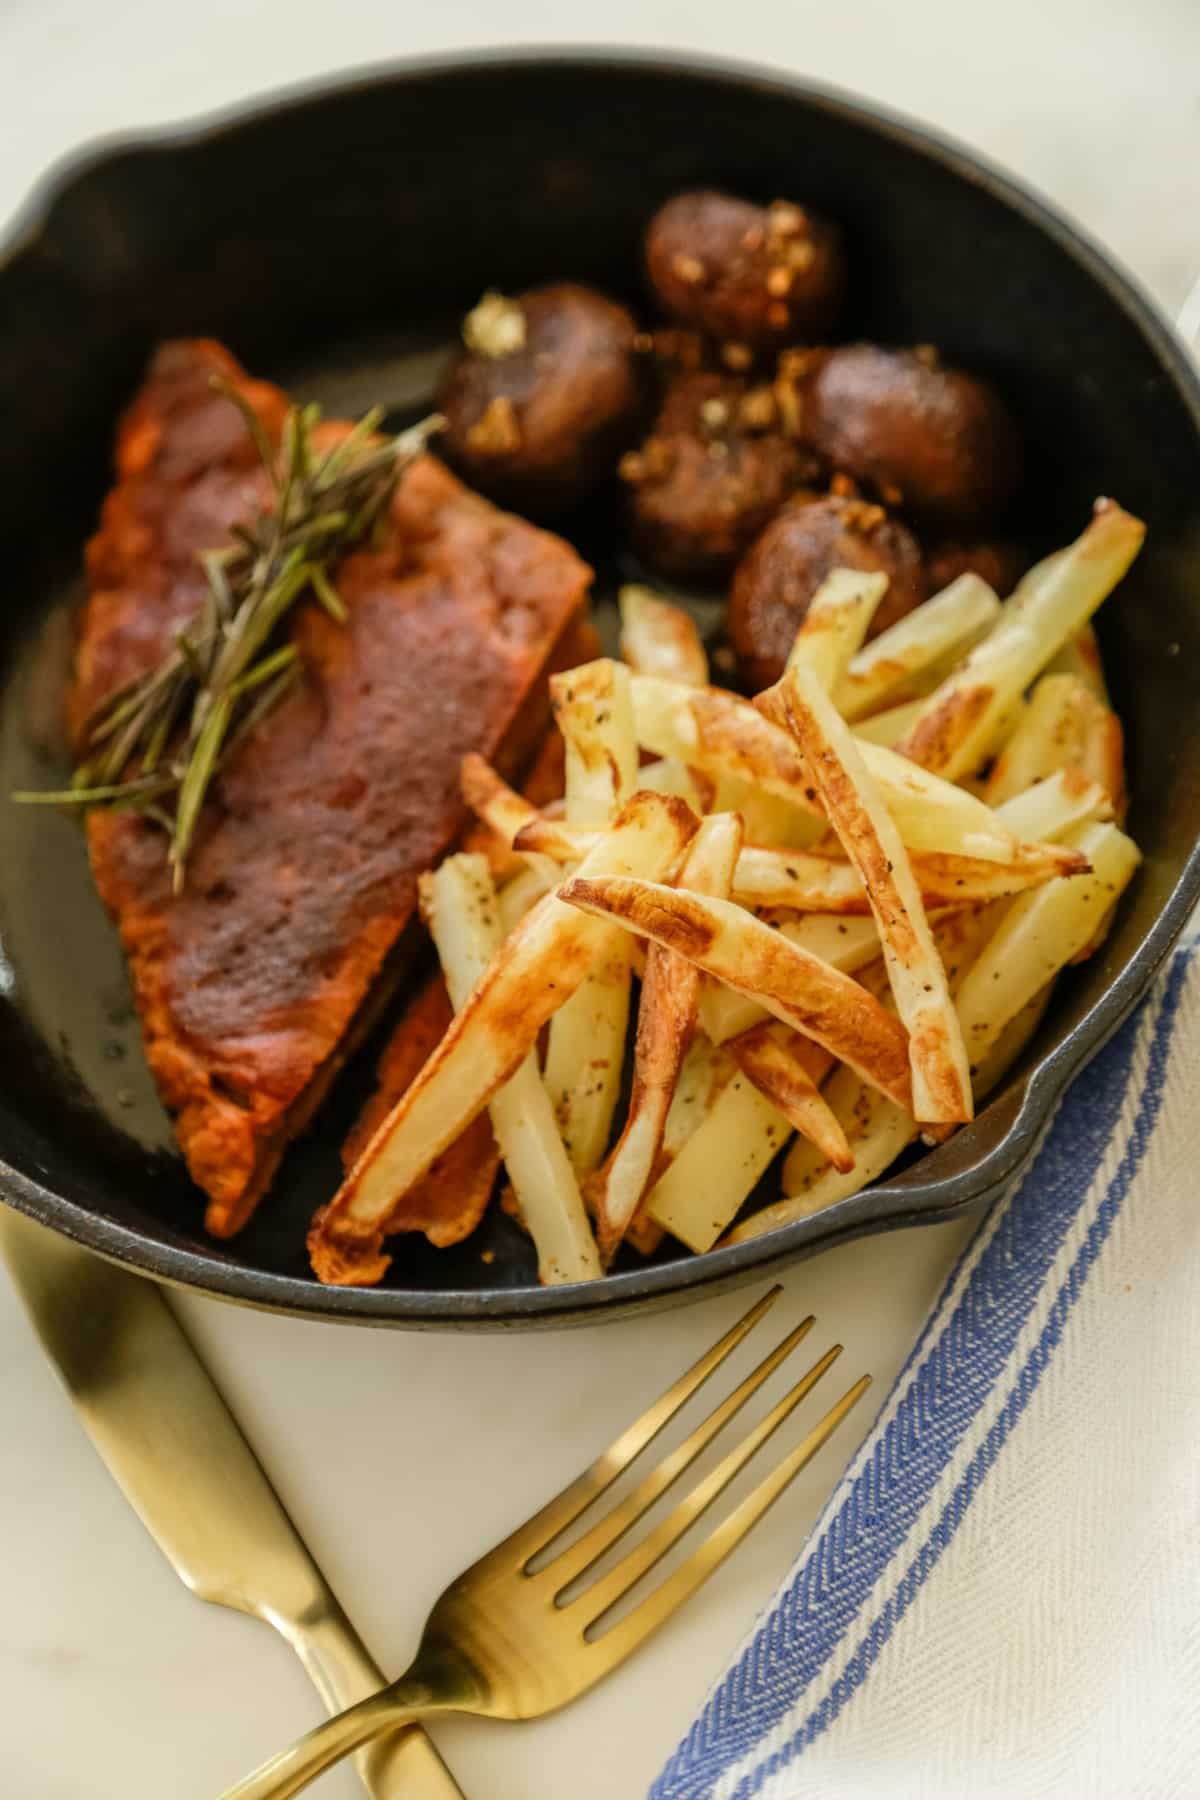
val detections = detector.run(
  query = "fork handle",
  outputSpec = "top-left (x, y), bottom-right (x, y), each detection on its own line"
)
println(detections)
top-left (279, 1605), bottom-right (465, 1799)
top-left (222, 1658), bottom-right (465, 1800)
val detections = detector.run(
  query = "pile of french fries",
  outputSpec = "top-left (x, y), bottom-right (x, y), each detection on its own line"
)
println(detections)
top-left (309, 500), bottom-right (1145, 1287)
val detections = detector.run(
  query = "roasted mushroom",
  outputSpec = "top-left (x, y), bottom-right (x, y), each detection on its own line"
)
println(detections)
top-left (729, 493), bottom-right (927, 689)
top-left (645, 190), bottom-right (845, 350)
top-left (798, 343), bottom-right (1022, 529)
top-left (438, 282), bottom-right (642, 511)
top-left (622, 371), bottom-right (815, 582)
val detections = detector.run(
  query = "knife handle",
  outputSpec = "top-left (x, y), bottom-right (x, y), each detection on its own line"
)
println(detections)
top-left (277, 1596), bottom-right (465, 1799)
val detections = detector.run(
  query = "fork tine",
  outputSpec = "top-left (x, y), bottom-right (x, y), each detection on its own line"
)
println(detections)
top-left (510, 1286), bottom-right (784, 1567)
top-left (542, 1317), bottom-right (816, 1596)
top-left (587, 1373), bottom-right (872, 1674)
top-left (577, 1343), bottom-right (845, 1629)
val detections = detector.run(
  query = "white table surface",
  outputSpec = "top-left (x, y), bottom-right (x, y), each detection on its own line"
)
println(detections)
top-left (1, 6), bottom-right (1197, 1797)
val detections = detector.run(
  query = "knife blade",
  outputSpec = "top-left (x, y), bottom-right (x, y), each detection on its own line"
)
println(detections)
top-left (0, 1207), bottom-right (465, 1800)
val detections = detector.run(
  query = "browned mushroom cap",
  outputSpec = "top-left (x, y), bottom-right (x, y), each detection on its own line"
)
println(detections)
top-left (729, 493), bottom-right (927, 690)
top-left (645, 191), bottom-right (846, 349)
top-left (437, 282), bottom-right (642, 511)
top-left (924, 537), bottom-right (1029, 598)
top-left (801, 344), bottom-right (1022, 530)
top-left (621, 372), bottom-right (816, 582)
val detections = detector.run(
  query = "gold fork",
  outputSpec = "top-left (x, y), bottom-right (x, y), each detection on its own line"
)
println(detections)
top-left (223, 1286), bottom-right (870, 1799)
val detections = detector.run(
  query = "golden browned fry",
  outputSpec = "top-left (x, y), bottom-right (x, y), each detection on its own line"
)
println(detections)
top-left (463, 766), bottom-right (1084, 914)
top-left (1046, 622), bottom-right (1110, 702)
top-left (584, 812), bottom-right (744, 1262)
top-left (731, 839), bottom-right (1087, 913)
top-left (984, 672), bottom-right (1126, 821)
top-left (543, 659), bottom-right (639, 1175)
top-left (729, 905), bottom-right (1012, 1243)
top-left (618, 586), bottom-right (709, 686)
top-left (644, 1069), bottom-right (793, 1253)
top-left (633, 673), bottom-right (1021, 862)
top-left (463, 760), bottom-right (707, 866)
top-left (461, 755), bottom-right (589, 871)
top-left (309, 791), bottom-right (698, 1283)
top-left (782, 568), bottom-right (887, 692)
top-left (626, 1036), bottom-right (734, 1256)
top-left (557, 875), bottom-right (914, 1113)
top-left (488, 802), bottom-right (1081, 911)
top-left (340, 974), bottom-right (499, 1247)
top-left (549, 657), bottom-right (639, 825)
top-left (698, 913), bottom-right (882, 1044)
top-left (730, 1065), bottom-right (916, 1244)
top-left (770, 662), bottom-right (972, 1124)
top-left (459, 728), bottom-right (568, 878)
top-left (726, 1022), bottom-right (850, 1170)
top-left (461, 753), bottom-right (542, 849)
top-left (1081, 707), bottom-right (1127, 824)
top-left (423, 854), bottom-right (600, 1285)
top-left (895, 502), bottom-right (1144, 779)
top-left (833, 571), bottom-right (1001, 721)
top-left (993, 766), bottom-right (1113, 843)
top-left (954, 821), bottom-right (1141, 1067)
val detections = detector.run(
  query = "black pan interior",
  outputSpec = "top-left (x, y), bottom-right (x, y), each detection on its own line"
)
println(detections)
top-left (1, 53), bottom-right (1199, 1326)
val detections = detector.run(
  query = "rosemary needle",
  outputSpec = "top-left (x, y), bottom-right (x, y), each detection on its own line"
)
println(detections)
top-left (17, 388), bottom-right (443, 890)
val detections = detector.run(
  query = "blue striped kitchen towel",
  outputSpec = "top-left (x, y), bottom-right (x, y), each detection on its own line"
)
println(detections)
top-left (653, 939), bottom-right (1200, 1800)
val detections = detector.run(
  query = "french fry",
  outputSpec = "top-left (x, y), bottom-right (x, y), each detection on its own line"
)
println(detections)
top-left (954, 820), bottom-right (1141, 1067)
top-left (619, 585), bottom-right (709, 686)
top-left (544, 658), bottom-right (640, 1175)
top-left (633, 757), bottom-right (713, 812)
top-left (586, 813), bottom-right (743, 1260)
top-left (731, 838), bottom-right (1087, 915)
top-left (422, 855), bottom-right (601, 1284)
top-left (710, 770), bottom-right (824, 850)
top-left (985, 671), bottom-right (1125, 814)
top-left (626, 1037), bottom-right (735, 1257)
top-left (727, 1022), bottom-right (850, 1170)
top-left (633, 673), bottom-right (1022, 862)
top-left (459, 815), bottom-right (525, 883)
top-left (784, 568), bottom-right (887, 692)
top-left (341, 973), bottom-right (501, 1248)
top-left (1046, 621), bottom-right (1110, 702)
top-left (737, 1066), bottom-right (917, 1240)
top-left (458, 729), bottom-right (566, 880)
top-left (895, 502), bottom-right (1145, 779)
top-left (496, 863), bottom-right (557, 934)
top-left (663, 1035), bottom-right (736, 1153)
top-left (852, 697), bottom-right (926, 747)
top-left (542, 933), bottom-right (633, 1176)
top-left (550, 657), bottom-right (638, 824)
top-left (645, 1069), bottom-right (793, 1252)
top-left (855, 741), bottom-right (1022, 863)
top-left (735, 902), bottom-right (1010, 1240)
top-left (1080, 706), bottom-right (1127, 823)
top-left (973, 982), bottom-right (1054, 1100)
top-left (505, 800), bottom-right (1067, 909)
top-left (697, 914), bottom-right (882, 1044)
top-left (311, 791), bottom-right (698, 1281)
top-left (461, 753), bottom-right (547, 858)
top-left (557, 875), bottom-right (914, 1111)
top-left (994, 766), bottom-right (1113, 843)
top-left (834, 572), bottom-right (1001, 721)
top-left (773, 662), bottom-right (973, 1123)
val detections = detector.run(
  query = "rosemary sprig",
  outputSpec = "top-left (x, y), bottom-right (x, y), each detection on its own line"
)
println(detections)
top-left (15, 389), bottom-right (443, 890)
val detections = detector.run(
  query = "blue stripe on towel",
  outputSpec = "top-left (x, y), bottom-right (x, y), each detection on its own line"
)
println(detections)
top-left (653, 945), bottom-right (1194, 1800)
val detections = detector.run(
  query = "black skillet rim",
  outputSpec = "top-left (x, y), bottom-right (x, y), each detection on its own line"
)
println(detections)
top-left (3, 46), bottom-right (1199, 1328)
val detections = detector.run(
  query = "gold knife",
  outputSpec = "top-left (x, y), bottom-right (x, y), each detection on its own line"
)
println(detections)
top-left (0, 1207), bottom-right (464, 1800)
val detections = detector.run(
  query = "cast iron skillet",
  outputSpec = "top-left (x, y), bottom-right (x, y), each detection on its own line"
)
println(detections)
top-left (2, 50), bottom-right (1199, 1329)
